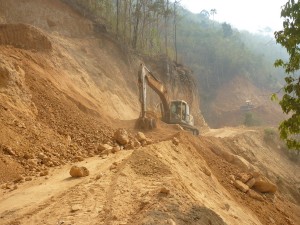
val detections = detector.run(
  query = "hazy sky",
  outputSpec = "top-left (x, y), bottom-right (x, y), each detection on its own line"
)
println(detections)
top-left (180, 0), bottom-right (287, 33)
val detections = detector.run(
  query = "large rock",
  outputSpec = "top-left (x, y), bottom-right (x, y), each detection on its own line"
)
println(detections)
top-left (253, 177), bottom-right (277, 193)
top-left (114, 128), bottom-right (129, 145)
top-left (69, 166), bottom-right (89, 177)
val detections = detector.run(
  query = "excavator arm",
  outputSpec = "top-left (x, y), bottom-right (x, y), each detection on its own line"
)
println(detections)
top-left (138, 63), bottom-right (170, 122)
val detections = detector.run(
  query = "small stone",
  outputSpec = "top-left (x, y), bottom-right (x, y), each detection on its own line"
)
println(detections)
top-left (229, 175), bottom-right (235, 181)
top-left (3, 146), bottom-right (16, 156)
top-left (111, 146), bottom-right (121, 154)
top-left (237, 173), bottom-right (252, 183)
top-left (145, 138), bottom-right (153, 145)
top-left (246, 178), bottom-right (256, 188)
top-left (234, 180), bottom-right (249, 193)
top-left (71, 204), bottom-right (82, 212)
top-left (75, 156), bottom-right (84, 162)
top-left (160, 187), bottom-right (170, 195)
top-left (40, 170), bottom-right (49, 177)
top-left (95, 173), bottom-right (103, 180)
top-left (97, 144), bottom-right (113, 153)
top-left (248, 189), bottom-right (264, 201)
top-left (201, 166), bottom-right (211, 176)
top-left (25, 177), bottom-right (32, 181)
top-left (172, 137), bottom-right (180, 146)
top-left (136, 132), bottom-right (147, 142)
top-left (166, 219), bottom-right (177, 225)
top-left (14, 175), bottom-right (24, 183)
top-left (69, 166), bottom-right (89, 177)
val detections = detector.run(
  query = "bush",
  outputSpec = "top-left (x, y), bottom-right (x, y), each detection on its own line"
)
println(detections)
top-left (243, 112), bottom-right (261, 126)
top-left (264, 128), bottom-right (277, 143)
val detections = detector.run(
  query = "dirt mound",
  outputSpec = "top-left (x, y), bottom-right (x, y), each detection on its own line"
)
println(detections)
top-left (0, 24), bottom-right (52, 51)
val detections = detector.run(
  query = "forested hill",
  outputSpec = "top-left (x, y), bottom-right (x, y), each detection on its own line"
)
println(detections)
top-left (62, 0), bottom-right (288, 127)
top-left (176, 8), bottom-right (288, 97)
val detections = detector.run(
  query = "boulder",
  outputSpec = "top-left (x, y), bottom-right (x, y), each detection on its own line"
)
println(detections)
top-left (234, 180), bottom-right (249, 193)
top-left (69, 166), bottom-right (89, 177)
top-left (114, 128), bottom-right (129, 145)
top-left (253, 177), bottom-right (277, 193)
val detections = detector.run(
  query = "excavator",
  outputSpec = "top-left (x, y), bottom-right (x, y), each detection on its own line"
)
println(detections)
top-left (137, 63), bottom-right (199, 135)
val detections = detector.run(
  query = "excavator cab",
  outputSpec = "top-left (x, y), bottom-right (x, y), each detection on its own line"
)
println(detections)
top-left (169, 100), bottom-right (194, 126)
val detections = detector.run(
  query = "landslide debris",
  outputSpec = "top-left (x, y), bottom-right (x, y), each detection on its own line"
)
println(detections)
top-left (0, 24), bottom-right (52, 51)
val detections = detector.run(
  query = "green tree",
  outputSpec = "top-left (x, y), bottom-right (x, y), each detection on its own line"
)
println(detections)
top-left (274, 0), bottom-right (300, 151)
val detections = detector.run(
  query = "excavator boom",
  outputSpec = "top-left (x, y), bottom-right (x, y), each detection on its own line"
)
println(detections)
top-left (138, 64), bottom-right (170, 122)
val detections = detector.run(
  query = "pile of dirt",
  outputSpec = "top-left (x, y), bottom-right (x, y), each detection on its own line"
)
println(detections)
top-left (0, 24), bottom-right (52, 51)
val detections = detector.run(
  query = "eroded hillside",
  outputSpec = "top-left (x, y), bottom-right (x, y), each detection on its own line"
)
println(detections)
top-left (0, 1), bottom-right (299, 225)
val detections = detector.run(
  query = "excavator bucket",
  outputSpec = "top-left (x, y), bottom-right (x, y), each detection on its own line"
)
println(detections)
top-left (135, 117), bottom-right (157, 131)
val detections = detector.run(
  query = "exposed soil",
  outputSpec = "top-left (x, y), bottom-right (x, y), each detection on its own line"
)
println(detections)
top-left (0, 0), bottom-right (299, 225)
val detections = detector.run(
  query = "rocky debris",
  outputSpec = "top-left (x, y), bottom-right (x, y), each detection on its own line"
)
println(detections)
top-left (1, 145), bottom-right (16, 156)
top-left (69, 166), bottom-right (89, 177)
top-left (253, 177), bottom-right (277, 193)
top-left (231, 172), bottom-right (277, 197)
top-left (234, 180), bottom-right (249, 193)
top-left (114, 128), bottom-right (129, 145)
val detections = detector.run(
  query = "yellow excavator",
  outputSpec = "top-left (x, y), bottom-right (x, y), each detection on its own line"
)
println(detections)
top-left (137, 63), bottom-right (199, 135)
